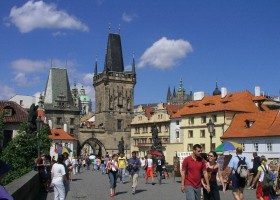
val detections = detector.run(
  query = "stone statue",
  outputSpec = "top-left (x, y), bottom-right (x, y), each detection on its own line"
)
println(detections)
top-left (118, 137), bottom-right (125, 154)
top-left (28, 103), bottom-right (38, 132)
top-left (152, 124), bottom-right (158, 143)
top-left (151, 124), bottom-right (162, 152)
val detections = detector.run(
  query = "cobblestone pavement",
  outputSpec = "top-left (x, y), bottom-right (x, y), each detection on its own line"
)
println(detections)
top-left (39, 168), bottom-right (259, 200)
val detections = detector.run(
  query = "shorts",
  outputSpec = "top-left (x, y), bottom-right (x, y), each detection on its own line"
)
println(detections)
top-left (230, 174), bottom-right (246, 190)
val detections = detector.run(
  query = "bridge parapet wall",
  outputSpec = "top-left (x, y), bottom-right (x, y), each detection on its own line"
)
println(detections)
top-left (5, 170), bottom-right (40, 200)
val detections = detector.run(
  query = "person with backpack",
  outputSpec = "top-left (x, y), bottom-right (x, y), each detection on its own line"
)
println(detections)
top-left (251, 155), bottom-right (271, 200)
top-left (228, 147), bottom-right (250, 200)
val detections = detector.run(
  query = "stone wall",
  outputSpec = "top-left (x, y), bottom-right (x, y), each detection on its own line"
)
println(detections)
top-left (5, 170), bottom-right (40, 200)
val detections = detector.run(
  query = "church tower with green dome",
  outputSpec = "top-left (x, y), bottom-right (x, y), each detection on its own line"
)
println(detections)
top-left (79, 85), bottom-right (92, 115)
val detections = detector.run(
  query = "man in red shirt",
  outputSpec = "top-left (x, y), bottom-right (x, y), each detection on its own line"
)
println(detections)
top-left (181, 144), bottom-right (210, 200)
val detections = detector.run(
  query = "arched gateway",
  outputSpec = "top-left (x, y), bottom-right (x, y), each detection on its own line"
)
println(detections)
top-left (80, 138), bottom-right (106, 156)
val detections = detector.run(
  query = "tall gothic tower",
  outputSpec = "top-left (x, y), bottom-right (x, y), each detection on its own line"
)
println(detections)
top-left (93, 33), bottom-right (136, 138)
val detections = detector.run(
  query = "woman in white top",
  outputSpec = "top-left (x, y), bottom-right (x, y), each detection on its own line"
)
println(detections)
top-left (51, 154), bottom-right (67, 200)
top-left (145, 154), bottom-right (155, 185)
top-left (252, 155), bottom-right (270, 200)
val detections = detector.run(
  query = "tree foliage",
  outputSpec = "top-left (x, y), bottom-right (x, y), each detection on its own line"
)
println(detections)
top-left (0, 122), bottom-right (52, 185)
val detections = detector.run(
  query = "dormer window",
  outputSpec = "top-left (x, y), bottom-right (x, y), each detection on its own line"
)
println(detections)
top-left (4, 108), bottom-right (13, 117)
top-left (55, 133), bottom-right (60, 136)
top-left (245, 120), bottom-right (255, 128)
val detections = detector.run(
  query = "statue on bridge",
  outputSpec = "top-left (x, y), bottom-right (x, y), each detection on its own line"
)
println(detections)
top-left (28, 103), bottom-right (39, 133)
top-left (118, 137), bottom-right (125, 154)
top-left (151, 124), bottom-right (163, 152)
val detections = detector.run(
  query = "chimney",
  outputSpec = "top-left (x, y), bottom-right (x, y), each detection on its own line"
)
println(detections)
top-left (64, 123), bottom-right (67, 132)
top-left (221, 87), bottom-right (227, 98)
top-left (193, 92), bottom-right (205, 101)
top-left (48, 120), bottom-right (52, 129)
top-left (255, 86), bottom-right (261, 96)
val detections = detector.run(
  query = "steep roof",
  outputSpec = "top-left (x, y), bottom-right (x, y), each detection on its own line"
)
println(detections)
top-left (172, 90), bottom-right (269, 118)
top-left (44, 68), bottom-right (79, 111)
top-left (222, 110), bottom-right (280, 138)
top-left (104, 33), bottom-right (124, 72)
top-left (163, 104), bottom-right (184, 117)
top-left (49, 129), bottom-right (78, 141)
top-left (143, 106), bottom-right (155, 118)
top-left (0, 101), bottom-right (28, 123)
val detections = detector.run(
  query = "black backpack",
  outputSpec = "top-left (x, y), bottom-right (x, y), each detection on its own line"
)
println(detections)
top-left (235, 156), bottom-right (248, 178)
top-left (261, 166), bottom-right (274, 190)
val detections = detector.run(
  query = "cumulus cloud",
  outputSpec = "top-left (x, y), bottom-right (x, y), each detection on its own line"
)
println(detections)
top-left (83, 73), bottom-right (94, 85)
top-left (7, 1), bottom-right (89, 33)
top-left (122, 12), bottom-right (137, 22)
top-left (0, 85), bottom-right (16, 100)
top-left (52, 31), bottom-right (67, 37)
top-left (13, 72), bottom-right (30, 86)
top-left (138, 37), bottom-right (193, 69)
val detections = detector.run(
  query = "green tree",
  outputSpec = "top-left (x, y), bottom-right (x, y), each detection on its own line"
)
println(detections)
top-left (0, 122), bottom-right (52, 185)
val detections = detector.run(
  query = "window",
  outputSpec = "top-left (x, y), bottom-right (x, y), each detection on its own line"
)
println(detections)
top-left (254, 143), bottom-right (259, 151)
top-left (65, 143), bottom-right (68, 147)
top-left (56, 117), bottom-right (62, 125)
top-left (70, 129), bottom-right (74, 135)
top-left (158, 114), bottom-right (163, 119)
top-left (176, 131), bottom-right (180, 139)
top-left (201, 116), bottom-right (206, 123)
top-left (20, 100), bottom-right (23, 106)
top-left (188, 143), bottom-right (193, 151)
top-left (164, 138), bottom-right (168, 143)
top-left (149, 138), bottom-right (152, 143)
top-left (4, 108), bottom-right (13, 117)
top-left (212, 115), bottom-right (217, 122)
top-left (200, 130), bottom-right (205, 138)
top-left (188, 130), bottom-right (193, 138)
top-left (164, 125), bottom-right (169, 132)
top-left (138, 116), bottom-right (142, 121)
top-left (176, 120), bottom-right (179, 125)
top-left (241, 143), bottom-right (245, 151)
top-left (117, 119), bottom-right (122, 130)
top-left (70, 118), bottom-right (74, 125)
top-left (135, 127), bottom-right (140, 134)
top-left (200, 143), bottom-right (205, 151)
top-left (143, 126), bottom-right (147, 133)
top-left (189, 117), bottom-right (194, 125)
top-left (158, 125), bottom-right (162, 133)
top-left (267, 143), bottom-right (272, 152)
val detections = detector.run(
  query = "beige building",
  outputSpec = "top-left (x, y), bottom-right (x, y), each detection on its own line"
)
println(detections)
top-left (130, 103), bottom-right (183, 160)
top-left (172, 89), bottom-right (269, 153)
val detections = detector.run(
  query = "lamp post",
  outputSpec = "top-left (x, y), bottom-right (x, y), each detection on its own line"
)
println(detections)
top-left (36, 117), bottom-right (43, 158)
top-left (207, 119), bottom-right (215, 151)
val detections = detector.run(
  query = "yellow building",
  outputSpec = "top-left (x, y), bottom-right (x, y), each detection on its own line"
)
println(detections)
top-left (172, 90), bottom-right (269, 153)
top-left (130, 103), bottom-right (183, 158)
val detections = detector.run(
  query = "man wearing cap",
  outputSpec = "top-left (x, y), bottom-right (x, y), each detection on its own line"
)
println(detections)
top-left (0, 160), bottom-right (13, 200)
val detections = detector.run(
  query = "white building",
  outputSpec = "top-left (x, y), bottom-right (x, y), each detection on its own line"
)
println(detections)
top-left (9, 95), bottom-right (39, 109)
top-left (222, 110), bottom-right (280, 167)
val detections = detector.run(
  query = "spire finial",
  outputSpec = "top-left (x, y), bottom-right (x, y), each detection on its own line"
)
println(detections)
top-left (118, 24), bottom-right (121, 34)
top-left (108, 22), bottom-right (111, 33)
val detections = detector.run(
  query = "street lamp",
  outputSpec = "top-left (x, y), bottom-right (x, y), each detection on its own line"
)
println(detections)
top-left (36, 117), bottom-right (43, 158)
top-left (207, 119), bottom-right (215, 151)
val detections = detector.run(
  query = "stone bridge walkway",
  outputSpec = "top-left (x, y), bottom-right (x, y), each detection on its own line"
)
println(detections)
top-left (38, 167), bottom-right (257, 200)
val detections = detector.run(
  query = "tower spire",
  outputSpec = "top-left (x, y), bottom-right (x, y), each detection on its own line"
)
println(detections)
top-left (132, 52), bottom-right (135, 73)
top-left (94, 56), bottom-right (98, 75)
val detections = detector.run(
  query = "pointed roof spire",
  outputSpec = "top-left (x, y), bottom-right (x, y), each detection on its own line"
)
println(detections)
top-left (108, 22), bottom-right (111, 33)
top-left (38, 93), bottom-right (44, 108)
top-left (178, 79), bottom-right (185, 93)
top-left (173, 87), bottom-right (176, 97)
top-left (167, 86), bottom-right (171, 100)
top-left (103, 33), bottom-right (124, 72)
top-left (118, 24), bottom-right (121, 34)
top-left (132, 52), bottom-right (135, 73)
top-left (190, 86), bottom-right (193, 95)
top-left (94, 56), bottom-right (98, 75)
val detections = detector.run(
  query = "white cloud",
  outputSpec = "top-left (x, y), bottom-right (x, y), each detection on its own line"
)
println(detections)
top-left (7, 1), bottom-right (89, 33)
top-left (83, 73), bottom-right (94, 85)
top-left (11, 59), bottom-right (49, 73)
top-left (138, 37), bottom-right (193, 69)
top-left (0, 85), bottom-right (16, 100)
top-left (122, 12), bottom-right (137, 22)
top-left (13, 72), bottom-right (31, 86)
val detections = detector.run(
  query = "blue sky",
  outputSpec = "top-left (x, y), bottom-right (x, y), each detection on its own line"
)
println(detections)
top-left (1, 0), bottom-right (280, 108)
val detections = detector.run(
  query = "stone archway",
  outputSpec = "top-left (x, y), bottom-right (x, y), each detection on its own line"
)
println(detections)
top-left (80, 138), bottom-right (106, 157)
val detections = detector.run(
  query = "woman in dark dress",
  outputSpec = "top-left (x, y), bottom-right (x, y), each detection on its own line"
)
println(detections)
top-left (202, 151), bottom-right (226, 200)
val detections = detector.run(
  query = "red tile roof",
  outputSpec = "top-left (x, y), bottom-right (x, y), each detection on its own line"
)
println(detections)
top-left (143, 107), bottom-right (155, 118)
top-left (49, 129), bottom-right (78, 140)
top-left (0, 101), bottom-right (28, 123)
top-left (222, 110), bottom-right (280, 138)
top-left (171, 91), bottom-right (269, 118)
top-left (163, 104), bottom-right (184, 117)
